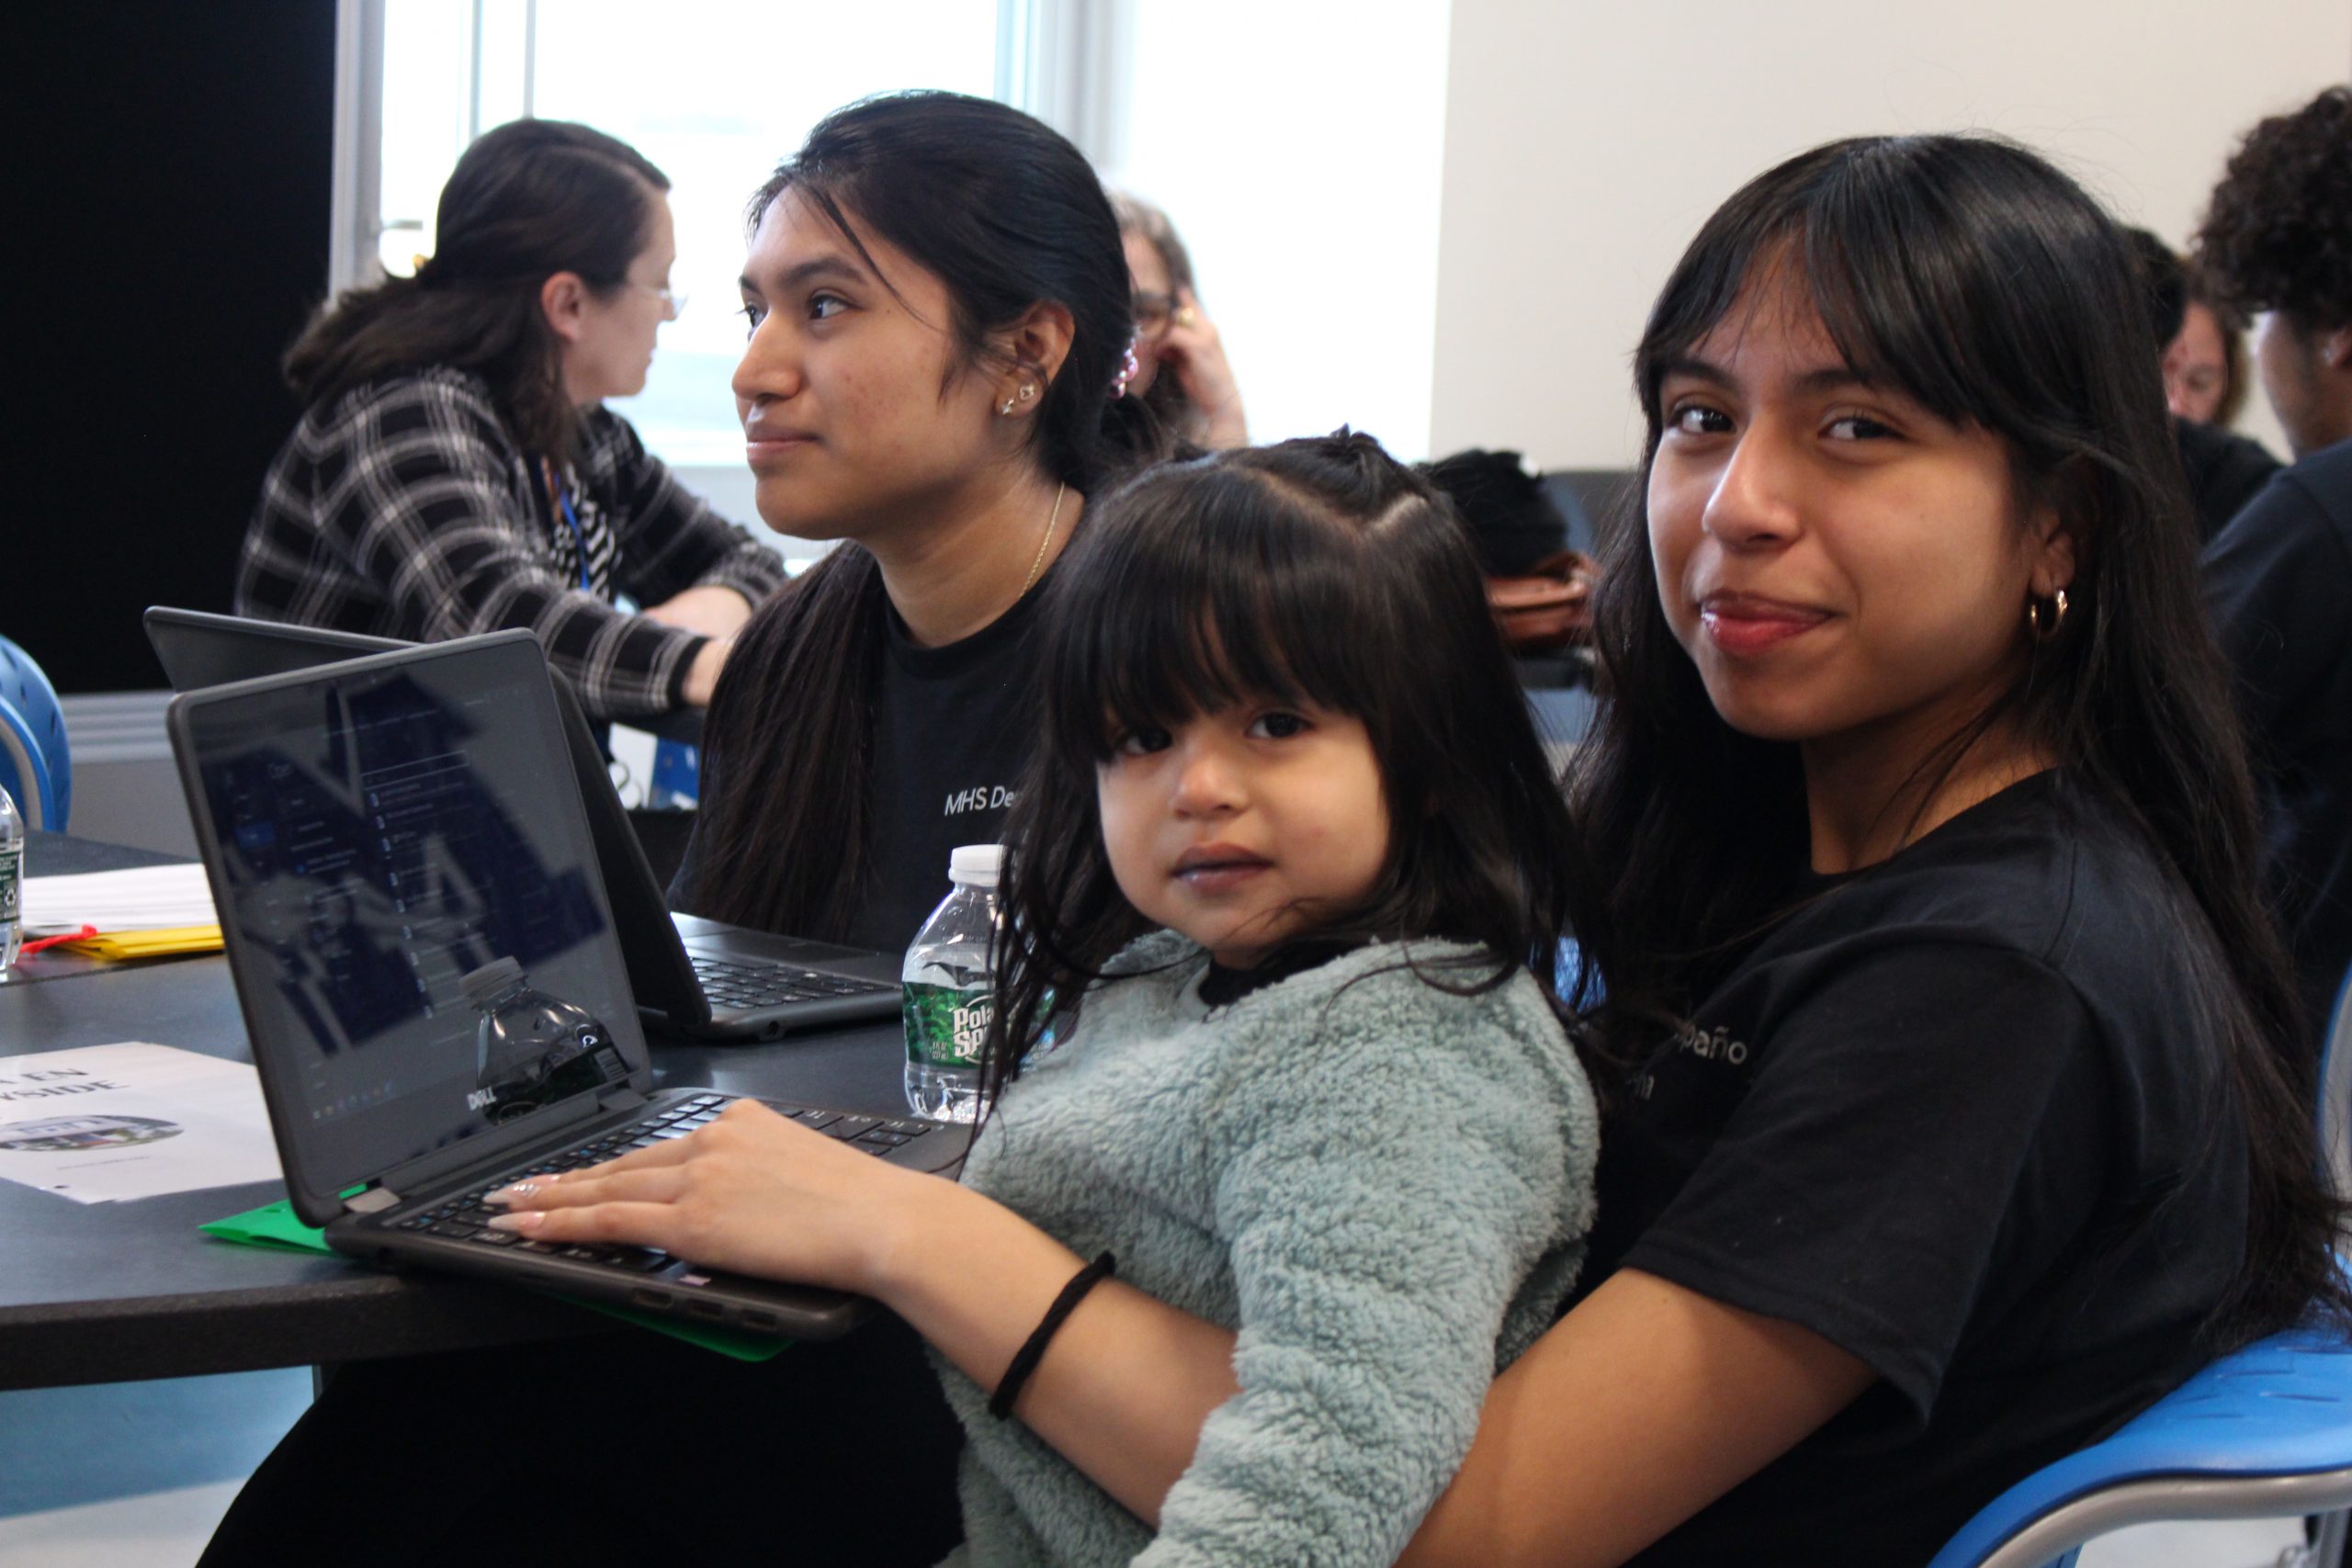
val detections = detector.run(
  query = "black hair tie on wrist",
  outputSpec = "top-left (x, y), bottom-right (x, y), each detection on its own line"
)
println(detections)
top-left (989, 1251), bottom-right (1117, 1420)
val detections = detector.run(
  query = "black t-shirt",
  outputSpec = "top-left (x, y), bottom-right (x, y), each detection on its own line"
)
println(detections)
top-left (1579, 773), bottom-right (2246, 1566)
top-left (2203, 437), bottom-right (2352, 1045)
top-left (853, 591), bottom-right (1043, 954)
top-left (2175, 417), bottom-right (2284, 543)
top-left (670, 578), bottom-right (1044, 957)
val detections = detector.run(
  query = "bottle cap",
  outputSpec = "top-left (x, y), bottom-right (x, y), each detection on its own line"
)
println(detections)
top-left (947, 844), bottom-right (1004, 888)
top-left (457, 955), bottom-right (526, 1010)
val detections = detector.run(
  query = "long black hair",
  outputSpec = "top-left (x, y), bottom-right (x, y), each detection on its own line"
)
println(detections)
top-left (982, 430), bottom-right (1597, 1104)
top-left (284, 118), bottom-right (667, 459)
top-left (1568, 133), bottom-right (2343, 1345)
top-left (684, 92), bottom-right (1165, 943)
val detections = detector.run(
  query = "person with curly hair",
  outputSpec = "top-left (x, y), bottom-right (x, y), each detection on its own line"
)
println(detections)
top-left (2194, 83), bottom-right (2352, 1044)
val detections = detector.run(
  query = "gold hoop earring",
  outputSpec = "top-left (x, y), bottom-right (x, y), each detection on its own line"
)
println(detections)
top-left (2027, 587), bottom-right (2070, 642)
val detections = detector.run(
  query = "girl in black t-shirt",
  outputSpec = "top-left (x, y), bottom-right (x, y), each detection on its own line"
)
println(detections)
top-left (1432, 137), bottom-right (2346, 1563)
top-left (668, 92), bottom-right (1172, 953)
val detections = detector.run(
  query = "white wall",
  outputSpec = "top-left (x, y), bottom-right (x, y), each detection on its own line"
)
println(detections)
top-left (1108, 0), bottom-right (1453, 459)
top-left (1430, 0), bottom-right (2352, 470)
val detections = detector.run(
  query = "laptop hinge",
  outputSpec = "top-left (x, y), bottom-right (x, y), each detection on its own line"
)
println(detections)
top-left (345, 1187), bottom-right (400, 1215)
top-left (598, 1086), bottom-right (649, 1112)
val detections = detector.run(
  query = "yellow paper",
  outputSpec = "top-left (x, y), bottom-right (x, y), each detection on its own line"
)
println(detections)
top-left (59, 925), bottom-right (225, 960)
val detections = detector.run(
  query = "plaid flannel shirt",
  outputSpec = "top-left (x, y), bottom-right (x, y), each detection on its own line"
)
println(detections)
top-left (235, 367), bottom-right (787, 721)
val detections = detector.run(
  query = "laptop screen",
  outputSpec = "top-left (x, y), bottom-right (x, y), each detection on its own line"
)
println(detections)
top-left (173, 634), bottom-right (648, 1201)
top-left (144, 607), bottom-right (409, 693)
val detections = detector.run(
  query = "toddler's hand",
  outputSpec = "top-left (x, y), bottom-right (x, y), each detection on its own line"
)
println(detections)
top-left (483, 1100), bottom-right (943, 1292)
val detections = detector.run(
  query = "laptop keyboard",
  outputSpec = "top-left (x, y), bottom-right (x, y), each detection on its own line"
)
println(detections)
top-left (385, 1093), bottom-right (946, 1277)
top-left (691, 955), bottom-right (897, 1010)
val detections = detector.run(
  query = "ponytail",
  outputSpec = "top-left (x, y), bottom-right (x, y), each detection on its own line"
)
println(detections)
top-left (282, 118), bottom-right (666, 461)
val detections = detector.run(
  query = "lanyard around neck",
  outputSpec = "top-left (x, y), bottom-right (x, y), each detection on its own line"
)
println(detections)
top-left (540, 457), bottom-right (593, 592)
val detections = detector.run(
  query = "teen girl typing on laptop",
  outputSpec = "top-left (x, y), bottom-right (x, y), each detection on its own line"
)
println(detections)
top-left (499, 432), bottom-right (1604, 1564)
top-left (492, 136), bottom-right (2346, 1565)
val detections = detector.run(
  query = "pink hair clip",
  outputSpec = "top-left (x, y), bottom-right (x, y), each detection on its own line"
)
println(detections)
top-left (1110, 336), bottom-right (1140, 400)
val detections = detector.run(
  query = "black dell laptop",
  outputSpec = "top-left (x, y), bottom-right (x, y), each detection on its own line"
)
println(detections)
top-left (166, 629), bottom-right (960, 1337)
top-left (145, 607), bottom-right (900, 1041)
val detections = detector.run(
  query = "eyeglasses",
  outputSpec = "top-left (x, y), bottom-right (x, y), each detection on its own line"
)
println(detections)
top-left (628, 281), bottom-right (686, 321)
top-left (1131, 289), bottom-right (1176, 340)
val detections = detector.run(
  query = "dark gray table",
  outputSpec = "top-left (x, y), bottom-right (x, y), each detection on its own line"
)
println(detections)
top-left (2, 927), bottom-right (912, 1391)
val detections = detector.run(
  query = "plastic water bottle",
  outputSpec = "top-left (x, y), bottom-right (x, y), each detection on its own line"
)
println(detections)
top-left (0, 784), bottom-right (21, 973)
top-left (902, 845), bottom-right (1003, 1122)
top-left (457, 957), bottom-right (628, 1123)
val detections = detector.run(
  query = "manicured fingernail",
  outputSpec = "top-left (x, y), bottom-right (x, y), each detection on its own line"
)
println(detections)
top-left (485, 1180), bottom-right (539, 1205)
top-left (486, 1212), bottom-right (537, 1233)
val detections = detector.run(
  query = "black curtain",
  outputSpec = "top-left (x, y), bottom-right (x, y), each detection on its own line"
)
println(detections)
top-left (9, 6), bottom-right (336, 693)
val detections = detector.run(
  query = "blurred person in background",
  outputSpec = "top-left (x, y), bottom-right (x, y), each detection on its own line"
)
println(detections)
top-left (237, 118), bottom-right (786, 724)
top-left (2194, 84), bottom-right (2352, 1048)
top-left (1113, 191), bottom-right (1250, 449)
top-left (2166, 263), bottom-right (2254, 428)
top-left (2126, 225), bottom-right (2280, 540)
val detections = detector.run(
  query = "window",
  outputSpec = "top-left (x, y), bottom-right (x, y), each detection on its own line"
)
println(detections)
top-left (1104, 2), bottom-right (1452, 460)
top-left (368, 0), bottom-right (1003, 464)
top-left (355, 0), bottom-right (1453, 474)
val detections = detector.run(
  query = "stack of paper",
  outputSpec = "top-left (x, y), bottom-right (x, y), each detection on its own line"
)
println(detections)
top-left (0, 1042), bottom-right (278, 1201)
top-left (20, 863), bottom-right (222, 959)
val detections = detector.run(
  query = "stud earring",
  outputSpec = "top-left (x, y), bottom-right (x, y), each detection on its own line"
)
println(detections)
top-left (1018, 382), bottom-right (1035, 401)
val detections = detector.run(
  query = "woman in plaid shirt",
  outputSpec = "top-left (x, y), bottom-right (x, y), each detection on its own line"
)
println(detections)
top-left (236, 118), bottom-right (786, 724)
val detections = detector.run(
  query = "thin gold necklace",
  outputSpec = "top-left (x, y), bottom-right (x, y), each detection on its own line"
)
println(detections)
top-left (1019, 482), bottom-right (1068, 598)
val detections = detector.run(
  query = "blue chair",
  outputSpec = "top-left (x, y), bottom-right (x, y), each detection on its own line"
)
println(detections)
top-left (1925, 1324), bottom-right (2352, 1568)
top-left (0, 635), bottom-right (69, 830)
top-left (1929, 964), bottom-right (2352, 1568)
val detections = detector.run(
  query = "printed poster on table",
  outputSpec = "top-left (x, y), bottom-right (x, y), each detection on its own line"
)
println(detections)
top-left (0, 1043), bottom-right (281, 1202)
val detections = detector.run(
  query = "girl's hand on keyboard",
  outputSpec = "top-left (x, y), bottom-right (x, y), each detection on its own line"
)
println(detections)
top-left (482, 1100), bottom-right (939, 1291)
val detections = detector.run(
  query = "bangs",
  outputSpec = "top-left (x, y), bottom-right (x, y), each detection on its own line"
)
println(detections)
top-left (1046, 463), bottom-right (1400, 761)
top-left (1637, 137), bottom-right (2118, 447)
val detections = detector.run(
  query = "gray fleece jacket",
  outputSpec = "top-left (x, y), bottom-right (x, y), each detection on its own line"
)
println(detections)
top-left (937, 932), bottom-right (1599, 1568)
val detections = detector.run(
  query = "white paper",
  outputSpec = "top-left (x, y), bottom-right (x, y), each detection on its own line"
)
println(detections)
top-left (19, 863), bottom-right (219, 936)
top-left (0, 1043), bottom-right (281, 1202)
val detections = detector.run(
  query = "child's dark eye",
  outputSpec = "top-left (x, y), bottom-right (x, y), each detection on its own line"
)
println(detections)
top-left (738, 301), bottom-right (765, 337)
top-left (808, 292), bottom-right (848, 321)
top-left (1114, 726), bottom-right (1172, 757)
top-left (1247, 711), bottom-right (1311, 740)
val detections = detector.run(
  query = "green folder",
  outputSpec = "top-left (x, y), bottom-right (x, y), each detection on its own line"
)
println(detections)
top-left (201, 1200), bottom-right (788, 1362)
